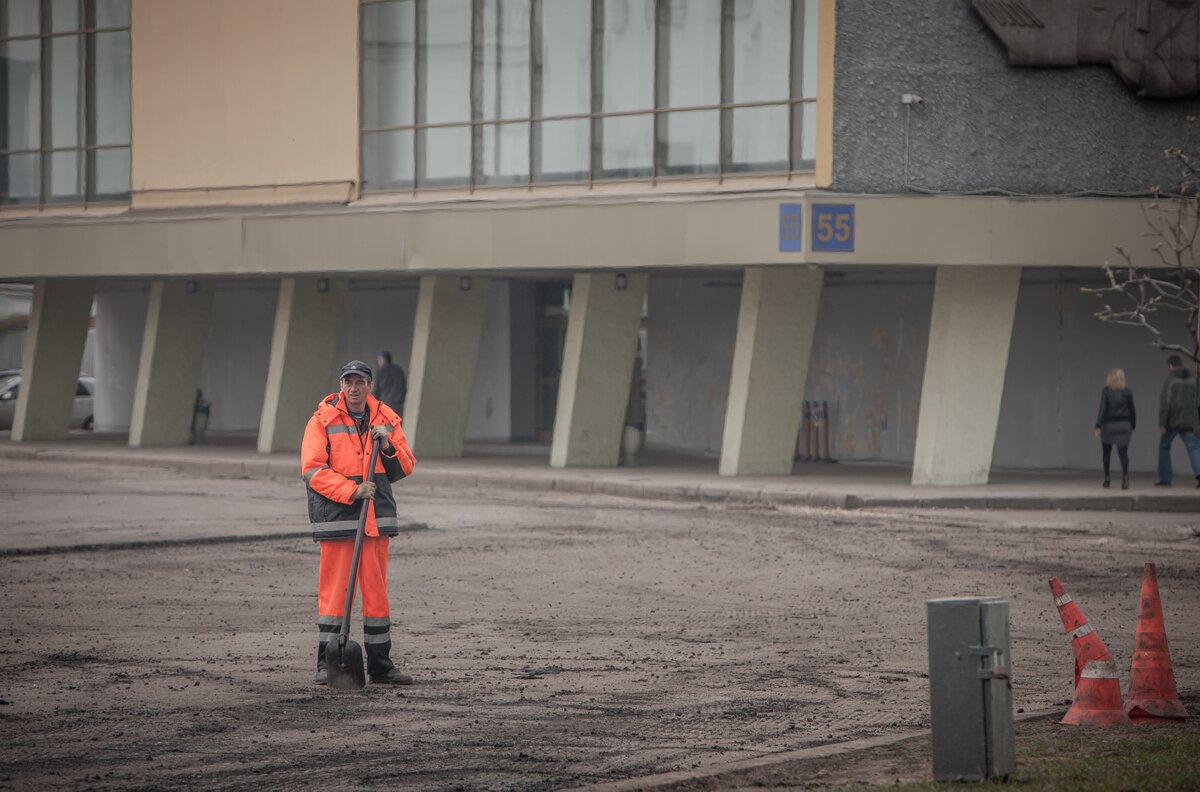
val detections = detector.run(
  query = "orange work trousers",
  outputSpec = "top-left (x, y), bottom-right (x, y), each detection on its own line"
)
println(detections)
top-left (316, 536), bottom-right (395, 677)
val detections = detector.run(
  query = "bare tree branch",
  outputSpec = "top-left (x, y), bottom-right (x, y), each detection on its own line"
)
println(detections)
top-left (1084, 124), bottom-right (1200, 367)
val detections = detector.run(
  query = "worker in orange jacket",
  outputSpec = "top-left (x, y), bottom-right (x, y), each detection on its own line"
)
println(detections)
top-left (302, 359), bottom-right (416, 685)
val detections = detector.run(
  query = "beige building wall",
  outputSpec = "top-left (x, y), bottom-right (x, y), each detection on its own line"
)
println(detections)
top-left (131, 0), bottom-right (358, 209)
top-left (815, 0), bottom-right (835, 189)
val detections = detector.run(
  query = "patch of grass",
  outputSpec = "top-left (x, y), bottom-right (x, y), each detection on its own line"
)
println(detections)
top-left (840, 727), bottom-right (1200, 792)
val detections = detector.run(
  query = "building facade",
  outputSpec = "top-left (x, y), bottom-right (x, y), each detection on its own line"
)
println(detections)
top-left (1, 0), bottom-right (1196, 482)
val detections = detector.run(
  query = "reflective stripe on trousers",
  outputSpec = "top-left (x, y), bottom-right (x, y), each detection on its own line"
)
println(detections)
top-left (316, 535), bottom-right (395, 677)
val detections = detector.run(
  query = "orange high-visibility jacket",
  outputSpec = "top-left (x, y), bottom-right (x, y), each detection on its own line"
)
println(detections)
top-left (301, 392), bottom-right (416, 542)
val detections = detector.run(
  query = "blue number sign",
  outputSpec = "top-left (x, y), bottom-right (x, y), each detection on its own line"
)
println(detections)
top-left (811, 204), bottom-right (855, 252)
top-left (778, 203), bottom-right (803, 252)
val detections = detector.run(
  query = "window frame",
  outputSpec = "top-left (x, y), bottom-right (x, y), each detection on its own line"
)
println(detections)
top-left (0, 0), bottom-right (132, 208)
top-left (359, 0), bottom-right (818, 195)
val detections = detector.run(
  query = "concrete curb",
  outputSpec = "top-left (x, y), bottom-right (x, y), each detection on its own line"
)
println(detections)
top-left (5, 444), bottom-right (1200, 513)
top-left (567, 709), bottom-right (1062, 792)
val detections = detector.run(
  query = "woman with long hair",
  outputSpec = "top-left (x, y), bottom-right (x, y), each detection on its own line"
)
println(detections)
top-left (1094, 368), bottom-right (1136, 489)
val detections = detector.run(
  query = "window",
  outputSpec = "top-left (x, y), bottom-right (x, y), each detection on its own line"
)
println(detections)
top-left (360, 0), bottom-right (818, 193)
top-left (0, 0), bottom-right (131, 206)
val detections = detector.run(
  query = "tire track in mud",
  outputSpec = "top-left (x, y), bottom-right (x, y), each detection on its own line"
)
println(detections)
top-left (2, 478), bottom-right (1198, 791)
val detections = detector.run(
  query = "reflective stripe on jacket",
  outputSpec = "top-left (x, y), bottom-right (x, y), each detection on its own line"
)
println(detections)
top-left (301, 392), bottom-right (416, 542)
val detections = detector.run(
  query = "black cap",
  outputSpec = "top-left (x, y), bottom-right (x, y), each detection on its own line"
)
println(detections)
top-left (339, 360), bottom-right (373, 380)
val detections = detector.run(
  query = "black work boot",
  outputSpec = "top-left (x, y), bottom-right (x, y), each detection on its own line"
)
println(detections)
top-left (315, 644), bottom-right (328, 685)
top-left (370, 668), bottom-right (413, 685)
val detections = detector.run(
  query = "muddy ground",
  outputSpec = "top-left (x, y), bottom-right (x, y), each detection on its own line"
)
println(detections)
top-left (0, 459), bottom-right (1197, 790)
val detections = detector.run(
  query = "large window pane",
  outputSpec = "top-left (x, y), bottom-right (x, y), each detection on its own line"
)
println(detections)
top-left (602, 0), bottom-right (653, 113)
top-left (536, 118), bottom-right (587, 182)
top-left (732, 106), bottom-right (787, 171)
top-left (89, 145), bottom-right (128, 199)
top-left (733, 0), bottom-right (789, 102)
top-left (481, 0), bottom-right (529, 121)
top-left (663, 109), bottom-right (717, 175)
top-left (421, 126), bottom-right (470, 186)
top-left (424, 0), bottom-right (471, 124)
top-left (0, 0), bottom-right (39, 37)
top-left (95, 0), bottom-right (130, 28)
top-left (48, 35), bottom-right (84, 148)
top-left (362, 0), bottom-right (415, 129)
top-left (49, 0), bottom-right (81, 33)
top-left (540, 0), bottom-right (589, 116)
top-left (91, 30), bottom-right (130, 146)
top-left (666, 0), bottom-right (719, 108)
top-left (801, 0), bottom-right (818, 97)
top-left (1, 152), bottom-right (40, 204)
top-left (2, 39), bottom-right (41, 150)
top-left (362, 128), bottom-right (414, 191)
top-left (46, 149), bottom-right (83, 202)
top-left (480, 121), bottom-right (528, 185)
top-left (601, 113), bottom-right (652, 178)
top-left (799, 100), bottom-right (816, 163)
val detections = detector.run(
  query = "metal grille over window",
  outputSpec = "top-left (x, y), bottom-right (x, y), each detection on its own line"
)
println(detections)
top-left (0, 0), bottom-right (130, 207)
top-left (359, 0), bottom-right (818, 194)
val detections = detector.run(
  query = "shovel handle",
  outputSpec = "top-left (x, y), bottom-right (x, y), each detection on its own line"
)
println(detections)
top-left (339, 437), bottom-right (382, 643)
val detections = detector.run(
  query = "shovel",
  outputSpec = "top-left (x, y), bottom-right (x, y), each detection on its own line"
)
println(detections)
top-left (325, 436), bottom-right (382, 691)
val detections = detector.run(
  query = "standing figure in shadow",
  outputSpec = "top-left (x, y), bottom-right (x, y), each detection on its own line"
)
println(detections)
top-left (1094, 368), bottom-right (1136, 490)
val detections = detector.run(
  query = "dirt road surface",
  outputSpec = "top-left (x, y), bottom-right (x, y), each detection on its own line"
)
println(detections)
top-left (1, 459), bottom-right (1197, 790)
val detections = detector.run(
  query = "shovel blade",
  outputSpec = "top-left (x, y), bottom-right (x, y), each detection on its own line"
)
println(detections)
top-left (324, 638), bottom-right (366, 691)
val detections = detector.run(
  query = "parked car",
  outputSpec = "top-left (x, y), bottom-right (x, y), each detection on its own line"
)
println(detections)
top-left (0, 374), bottom-right (94, 430)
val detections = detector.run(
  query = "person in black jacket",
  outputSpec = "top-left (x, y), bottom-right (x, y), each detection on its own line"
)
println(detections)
top-left (1094, 368), bottom-right (1136, 489)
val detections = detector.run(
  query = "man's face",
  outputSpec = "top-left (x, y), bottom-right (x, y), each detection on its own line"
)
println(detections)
top-left (340, 374), bottom-right (370, 409)
top-left (377, 355), bottom-right (387, 368)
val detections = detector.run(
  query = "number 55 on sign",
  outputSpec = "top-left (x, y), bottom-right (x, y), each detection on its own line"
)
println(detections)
top-left (812, 204), bottom-right (854, 252)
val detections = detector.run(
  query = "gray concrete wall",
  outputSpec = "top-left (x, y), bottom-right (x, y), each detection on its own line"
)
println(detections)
top-left (644, 267), bottom-right (1187, 474)
top-left (94, 284), bottom-right (149, 432)
top-left (994, 273), bottom-right (1183, 475)
top-left (832, 0), bottom-right (1200, 194)
top-left (96, 279), bottom-right (419, 437)
top-left (806, 270), bottom-right (934, 463)
top-left (0, 284), bottom-right (34, 372)
top-left (645, 275), bottom-right (740, 456)
top-left (198, 282), bottom-right (277, 433)
top-left (97, 281), bottom-right (275, 436)
top-left (0, 329), bottom-right (27, 372)
top-left (508, 281), bottom-right (539, 442)
top-left (466, 280), bottom-right (513, 442)
top-left (335, 280), bottom-right (420, 392)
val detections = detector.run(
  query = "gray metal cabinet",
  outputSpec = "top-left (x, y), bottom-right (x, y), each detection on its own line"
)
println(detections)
top-left (926, 596), bottom-right (1015, 781)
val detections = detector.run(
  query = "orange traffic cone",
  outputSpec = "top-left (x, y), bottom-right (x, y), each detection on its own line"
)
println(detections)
top-left (1125, 563), bottom-right (1188, 722)
top-left (1049, 577), bottom-right (1131, 726)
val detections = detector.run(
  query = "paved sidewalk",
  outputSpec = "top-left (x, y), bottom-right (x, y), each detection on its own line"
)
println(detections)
top-left (3, 431), bottom-right (1199, 512)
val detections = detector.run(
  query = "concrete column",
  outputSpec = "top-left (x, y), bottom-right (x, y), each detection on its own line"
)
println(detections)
top-left (912, 266), bottom-right (1021, 486)
top-left (719, 266), bottom-right (822, 476)
top-left (11, 278), bottom-right (96, 442)
top-left (550, 272), bottom-right (648, 468)
top-left (257, 277), bottom-right (347, 453)
top-left (405, 275), bottom-right (491, 457)
top-left (94, 284), bottom-right (149, 432)
top-left (129, 280), bottom-right (215, 447)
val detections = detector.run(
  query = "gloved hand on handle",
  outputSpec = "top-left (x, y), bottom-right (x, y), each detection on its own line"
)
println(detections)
top-left (353, 481), bottom-right (377, 500)
top-left (370, 424), bottom-right (393, 452)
